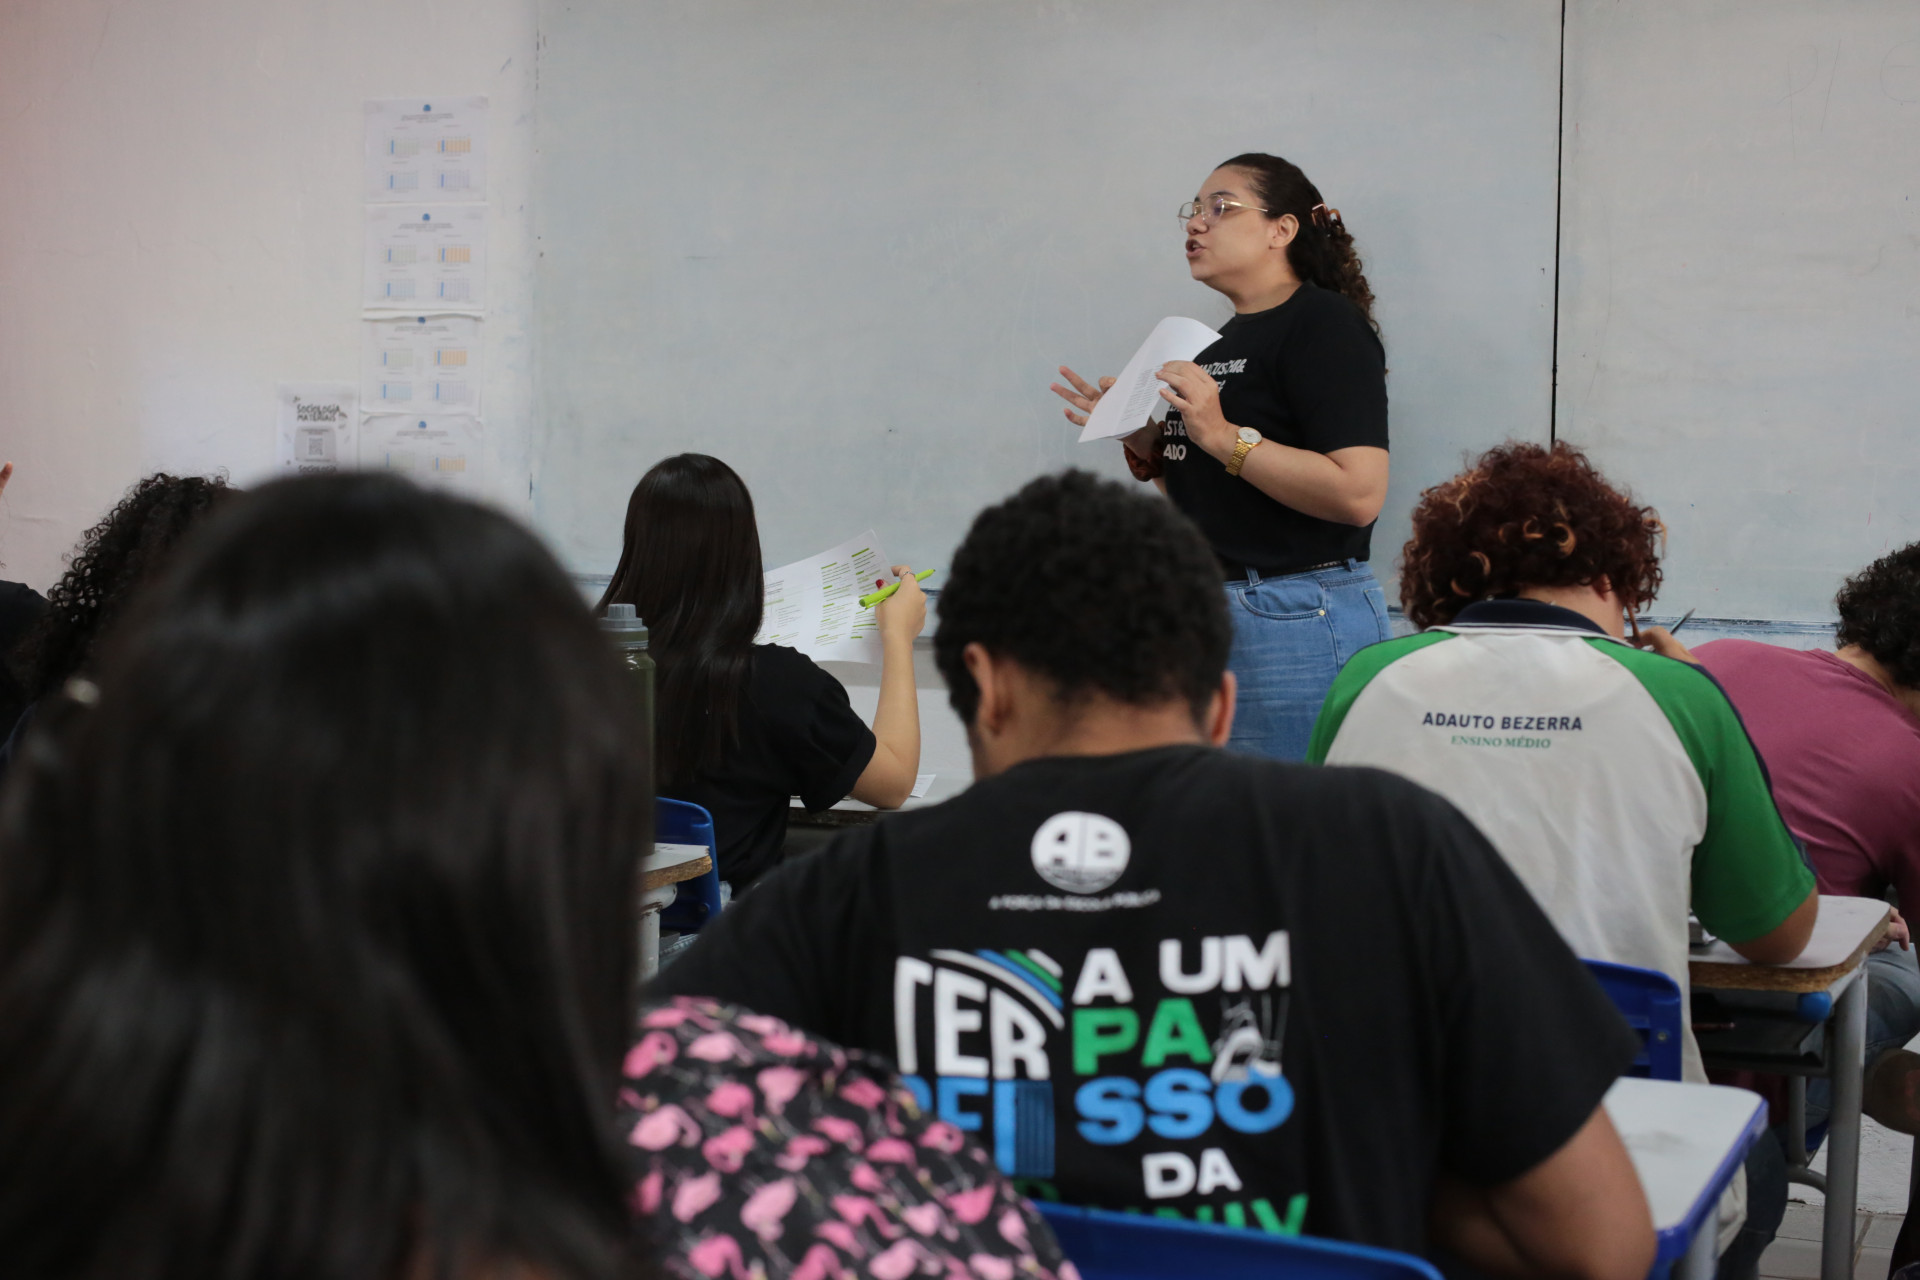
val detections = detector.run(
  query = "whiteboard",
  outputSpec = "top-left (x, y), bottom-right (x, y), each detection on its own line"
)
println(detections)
top-left (532, 0), bottom-right (1561, 590)
top-left (1559, 1), bottom-right (1920, 620)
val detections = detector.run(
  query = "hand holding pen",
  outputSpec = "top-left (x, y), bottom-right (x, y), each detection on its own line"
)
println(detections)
top-left (1632, 607), bottom-right (1699, 664)
top-left (867, 566), bottom-right (930, 647)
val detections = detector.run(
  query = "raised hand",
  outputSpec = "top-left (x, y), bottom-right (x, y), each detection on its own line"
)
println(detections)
top-left (1049, 366), bottom-right (1116, 428)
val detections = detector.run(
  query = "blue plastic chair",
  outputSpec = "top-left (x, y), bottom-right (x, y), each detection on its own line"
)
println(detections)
top-left (1035, 1202), bottom-right (1441, 1280)
top-left (1585, 960), bottom-right (1685, 1082)
top-left (656, 798), bottom-right (723, 934)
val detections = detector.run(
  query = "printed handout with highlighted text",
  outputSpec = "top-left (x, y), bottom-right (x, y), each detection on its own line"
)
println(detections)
top-left (755, 530), bottom-right (891, 664)
top-left (1077, 316), bottom-right (1222, 443)
top-left (365, 98), bottom-right (488, 203)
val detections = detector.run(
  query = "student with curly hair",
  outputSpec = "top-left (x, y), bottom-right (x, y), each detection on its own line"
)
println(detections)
top-left (1309, 441), bottom-right (1816, 1280)
top-left (1696, 542), bottom-right (1920, 1135)
top-left (1051, 154), bottom-right (1391, 762)
top-left (1313, 441), bottom-right (1816, 1066)
top-left (2, 472), bottom-right (235, 771)
top-left (656, 470), bottom-right (1657, 1279)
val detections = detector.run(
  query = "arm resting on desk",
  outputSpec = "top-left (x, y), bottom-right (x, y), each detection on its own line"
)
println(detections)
top-left (1430, 1105), bottom-right (1654, 1280)
top-left (1726, 889), bottom-right (1819, 966)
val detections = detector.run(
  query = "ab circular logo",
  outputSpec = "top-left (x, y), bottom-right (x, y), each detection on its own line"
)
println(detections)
top-left (1030, 811), bottom-right (1131, 894)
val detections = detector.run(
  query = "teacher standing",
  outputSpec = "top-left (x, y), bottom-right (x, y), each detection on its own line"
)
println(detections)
top-left (1052, 152), bottom-right (1390, 761)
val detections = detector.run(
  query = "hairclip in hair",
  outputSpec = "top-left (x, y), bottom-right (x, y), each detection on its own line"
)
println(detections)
top-left (1310, 203), bottom-right (1343, 233)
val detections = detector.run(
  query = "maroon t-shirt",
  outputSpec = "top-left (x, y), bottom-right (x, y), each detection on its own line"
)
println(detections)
top-left (1696, 640), bottom-right (1920, 909)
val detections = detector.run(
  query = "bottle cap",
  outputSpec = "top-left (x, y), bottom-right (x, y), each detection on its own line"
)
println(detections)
top-left (599, 602), bottom-right (649, 646)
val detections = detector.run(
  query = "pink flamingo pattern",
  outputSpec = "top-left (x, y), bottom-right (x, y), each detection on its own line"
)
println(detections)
top-left (625, 997), bottom-right (1080, 1280)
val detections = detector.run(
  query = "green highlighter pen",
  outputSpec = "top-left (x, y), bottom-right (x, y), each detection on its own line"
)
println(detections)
top-left (860, 568), bottom-right (936, 608)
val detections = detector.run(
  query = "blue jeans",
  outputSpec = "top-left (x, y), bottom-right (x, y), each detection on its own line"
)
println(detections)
top-left (1224, 560), bottom-right (1393, 763)
top-left (1806, 943), bottom-right (1920, 1128)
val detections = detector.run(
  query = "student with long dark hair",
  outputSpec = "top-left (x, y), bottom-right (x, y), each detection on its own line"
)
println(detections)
top-left (0, 475), bottom-right (650, 1280)
top-left (1053, 152), bottom-right (1392, 762)
top-left (599, 454), bottom-right (925, 891)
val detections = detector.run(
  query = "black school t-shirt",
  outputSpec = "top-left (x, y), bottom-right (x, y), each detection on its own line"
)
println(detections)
top-left (1162, 283), bottom-right (1388, 574)
top-left (653, 744), bottom-right (1636, 1254)
top-left (678, 644), bottom-right (876, 891)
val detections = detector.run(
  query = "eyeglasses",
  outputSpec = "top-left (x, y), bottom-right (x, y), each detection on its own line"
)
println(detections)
top-left (1178, 195), bottom-right (1271, 225)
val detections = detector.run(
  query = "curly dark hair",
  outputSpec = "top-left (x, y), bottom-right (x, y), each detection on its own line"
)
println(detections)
top-left (13, 473), bottom-right (236, 701)
top-left (1221, 152), bottom-right (1378, 333)
top-left (934, 470), bottom-right (1230, 724)
top-left (1834, 541), bottom-right (1920, 690)
top-left (1399, 441), bottom-right (1665, 629)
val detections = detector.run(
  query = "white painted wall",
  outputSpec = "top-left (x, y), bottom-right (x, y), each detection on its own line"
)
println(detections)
top-left (1560, 1), bottom-right (1920, 620)
top-left (532, 0), bottom-right (1561, 587)
top-left (0, 0), bottom-right (538, 593)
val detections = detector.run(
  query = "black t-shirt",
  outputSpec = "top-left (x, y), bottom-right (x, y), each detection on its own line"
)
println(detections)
top-left (653, 744), bottom-right (1635, 1254)
top-left (1162, 283), bottom-right (1388, 575)
top-left (677, 644), bottom-right (875, 891)
top-left (0, 581), bottom-right (47, 741)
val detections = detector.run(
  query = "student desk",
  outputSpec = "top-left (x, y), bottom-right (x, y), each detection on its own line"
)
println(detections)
top-left (788, 771), bottom-right (972, 828)
top-left (638, 842), bottom-right (713, 980)
top-left (1690, 895), bottom-right (1892, 1280)
top-left (1606, 1077), bottom-right (1768, 1280)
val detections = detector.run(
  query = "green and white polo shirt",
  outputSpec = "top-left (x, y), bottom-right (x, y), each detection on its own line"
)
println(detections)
top-left (1307, 599), bottom-right (1814, 1081)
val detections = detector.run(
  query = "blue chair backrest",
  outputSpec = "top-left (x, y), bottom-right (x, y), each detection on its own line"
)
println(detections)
top-left (1584, 959), bottom-right (1684, 1081)
top-left (1035, 1202), bottom-right (1441, 1280)
top-left (656, 797), bottom-right (723, 933)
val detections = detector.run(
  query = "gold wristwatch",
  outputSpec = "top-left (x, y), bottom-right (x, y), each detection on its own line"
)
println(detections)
top-left (1224, 426), bottom-right (1263, 477)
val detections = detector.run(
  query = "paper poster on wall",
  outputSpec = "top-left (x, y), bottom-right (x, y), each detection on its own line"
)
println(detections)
top-left (360, 413), bottom-right (491, 496)
top-left (364, 205), bottom-right (487, 311)
top-left (275, 383), bottom-right (358, 476)
top-left (361, 315), bottom-right (481, 416)
top-left (754, 529), bottom-right (889, 664)
top-left (365, 97), bottom-right (488, 202)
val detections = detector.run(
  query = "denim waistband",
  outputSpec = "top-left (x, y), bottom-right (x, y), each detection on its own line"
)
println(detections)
top-left (1224, 558), bottom-right (1368, 585)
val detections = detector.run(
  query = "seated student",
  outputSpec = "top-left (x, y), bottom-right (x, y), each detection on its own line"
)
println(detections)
top-left (599, 454), bottom-right (925, 891)
top-left (655, 470), bottom-right (1656, 1278)
top-left (0, 474), bottom-right (1070, 1280)
top-left (1695, 542), bottom-right (1920, 1133)
top-left (623, 996), bottom-right (1074, 1280)
top-left (1309, 441), bottom-right (1816, 1072)
top-left (0, 475), bottom-right (650, 1280)
top-left (1, 471), bottom-right (235, 773)
top-left (1308, 441), bottom-right (1816, 1280)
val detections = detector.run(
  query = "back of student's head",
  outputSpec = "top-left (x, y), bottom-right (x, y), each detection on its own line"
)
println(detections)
top-left (934, 470), bottom-right (1230, 725)
top-left (14, 471), bottom-right (237, 702)
top-left (599, 454), bottom-right (762, 789)
top-left (1836, 540), bottom-right (1920, 691)
top-left (1400, 441), bottom-right (1665, 628)
top-left (0, 474), bottom-right (648, 1280)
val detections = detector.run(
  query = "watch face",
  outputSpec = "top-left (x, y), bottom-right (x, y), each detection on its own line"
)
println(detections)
top-left (1237, 427), bottom-right (1262, 445)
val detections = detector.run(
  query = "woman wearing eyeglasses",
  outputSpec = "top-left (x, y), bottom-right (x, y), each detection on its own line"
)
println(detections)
top-left (1051, 152), bottom-right (1390, 762)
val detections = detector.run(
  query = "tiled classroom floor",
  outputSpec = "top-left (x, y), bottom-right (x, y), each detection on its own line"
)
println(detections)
top-left (1761, 1115), bottom-right (1913, 1280)
top-left (1764, 1204), bottom-right (1899, 1280)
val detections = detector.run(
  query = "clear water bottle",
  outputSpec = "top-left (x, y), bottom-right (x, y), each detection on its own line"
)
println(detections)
top-left (599, 603), bottom-right (654, 759)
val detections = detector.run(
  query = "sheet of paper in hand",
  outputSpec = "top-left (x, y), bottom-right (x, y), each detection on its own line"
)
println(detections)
top-left (1076, 316), bottom-right (1222, 443)
top-left (755, 530), bottom-right (890, 664)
